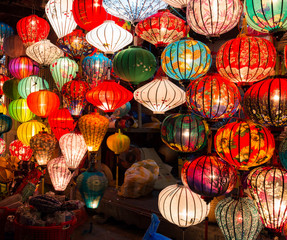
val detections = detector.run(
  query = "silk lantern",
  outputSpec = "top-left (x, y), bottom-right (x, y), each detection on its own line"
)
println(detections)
top-left (8, 56), bottom-right (39, 80)
top-left (3, 35), bottom-right (26, 58)
top-left (9, 140), bottom-right (33, 162)
top-left (0, 114), bottom-right (12, 135)
top-left (3, 78), bottom-right (20, 100)
top-left (0, 22), bottom-right (14, 57)
top-left (0, 74), bottom-right (9, 96)
top-left (0, 138), bottom-right (5, 155)
top-left (18, 76), bottom-right (49, 99)
top-left (8, 99), bottom-right (35, 123)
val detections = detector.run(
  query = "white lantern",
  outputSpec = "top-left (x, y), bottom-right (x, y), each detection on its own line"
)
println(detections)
top-left (158, 184), bottom-right (210, 227)
top-left (86, 21), bottom-right (133, 54)
top-left (59, 133), bottom-right (87, 171)
top-left (26, 40), bottom-right (64, 66)
top-left (45, 0), bottom-right (77, 39)
top-left (134, 75), bottom-right (186, 114)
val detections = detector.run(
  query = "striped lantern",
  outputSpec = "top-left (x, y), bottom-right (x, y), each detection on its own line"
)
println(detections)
top-left (18, 76), bottom-right (49, 99)
top-left (8, 99), bottom-right (35, 123)
top-left (8, 56), bottom-right (39, 80)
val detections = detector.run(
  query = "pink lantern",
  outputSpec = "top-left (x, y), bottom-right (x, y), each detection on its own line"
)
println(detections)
top-left (9, 140), bottom-right (33, 161)
top-left (8, 56), bottom-right (39, 80)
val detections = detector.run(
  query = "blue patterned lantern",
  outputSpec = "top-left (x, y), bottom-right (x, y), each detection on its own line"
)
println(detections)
top-left (0, 113), bottom-right (12, 135)
top-left (0, 22), bottom-right (14, 57)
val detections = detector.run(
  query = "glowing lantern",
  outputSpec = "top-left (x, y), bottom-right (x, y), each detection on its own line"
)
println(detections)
top-left (59, 133), bottom-right (87, 170)
top-left (0, 103), bottom-right (7, 115)
top-left (16, 15), bottom-right (50, 48)
top-left (86, 81), bottom-right (133, 113)
top-left (50, 57), bottom-right (78, 91)
top-left (45, 0), bottom-right (77, 39)
top-left (0, 114), bottom-right (12, 135)
top-left (0, 138), bottom-right (5, 155)
top-left (9, 140), bottom-right (33, 162)
top-left (158, 184), bottom-right (210, 227)
top-left (113, 46), bottom-right (157, 85)
top-left (3, 78), bottom-right (20, 100)
top-left (8, 56), bottom-right (39, 80)
top-left (214, 120), bottom-right (275, 171)
top-left (86, 21), bottom-right (133, 54)
top-left (0, 74), bottom-right (9, 96)
top-left (8, 99), bottom-right (35, 123)
top-left (135, 10), bottom-right (189, 47)
top-left (186, 73), bottom-right (241, 119)
top-left (216, 36), bottom-right (276, 84)
top-left (26, 40), bottom-right (64, 66)
top-left (18, 76), bottom-right (49, 99)
top-left (48, 156), bottom-right (73, 191)
top-left (3, 35), bottom-right (26, 58)
top-left (0, 22), bottom-right (14, 57)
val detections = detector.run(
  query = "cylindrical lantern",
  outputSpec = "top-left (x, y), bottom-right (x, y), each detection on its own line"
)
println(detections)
top-left (3, 35), bottom-right (26, 58)
top-left (106, 130), bottom-right (130, 155)
top-left (0, 138), bottom-right (6, 155)
top-left (18, 76), bottom-right (49, 99)
top-left (9, 140), bottom-right (33, 162)
top-left (0, 74), bottom-right (9, 96)
top-left (8, 99), bottom-right (35, 123)
top-left (0, 114), bottom-right (12, 135)
top-left (48, 156), bottom-right (73, 191)
top-left (158, 184), bottom-right (210, 227)
top-left (59, 133), bottom-right (87, 170)
top-left (8, 56), bottom-right (39, 80)
top-left (0, 22), bottom-right (14, 57)
top-left (216, 36), bottom-right (276, 84)
top-left (3, 78), bottom-right (20, 100)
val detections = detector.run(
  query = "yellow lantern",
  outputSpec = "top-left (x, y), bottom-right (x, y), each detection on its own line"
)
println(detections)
top-left (0, 102), bottom-right (7, 115)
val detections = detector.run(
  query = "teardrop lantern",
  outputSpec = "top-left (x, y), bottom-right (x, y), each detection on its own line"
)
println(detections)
top-left (0, 74), bottom-right (9, 96)
top-left (0, 22), bottom-right (14, 57)
top-left (8, 56), bottom-right (39, 80)
top-left (18, 76), bottom-right (49, 99)
top-left (3, 78), bottom-right (20, 100)
top-left (106, 129), bottom-right (130, 155)
top-left (3, 35), bottom-right (26, 58)
top-left (8, 99), bottom-right (35, 123)
top-left (0, 114), bottom-right (12, 135)
top-left (9, 140), bottom-right (33, 162)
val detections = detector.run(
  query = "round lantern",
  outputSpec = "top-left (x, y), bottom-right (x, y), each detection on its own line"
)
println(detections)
top-left (8, 56), bottom-right (39, 80)
top-left (0, 74), bottom-right (9, 96)
top-left (27, 90), bottom-right (60, 119)
top-left (9, 140), bottom-right (33, 162)
top-left (48, 156), bottom-right (73, 191)
top-left (17, 120), bottom-right (47, 146)
top-left (16, 15), bottom-right (50, 48)
top-left (50, 57), bottom-right (78, 91)
top-left (78, 112), bottom-right (109, 152)
top-left (26, 40), bottom-right (64, 66)
top-left (0, 22), bottom-right (14, 57)
top-left (0, 103), bottom-right (7, 115)
top-left (135, 10), bottom-right (188, 47)
top-left (161, 113), bottom-right (209, 153)
top-left (59, 133), bottom-right (87, 170)
top-left (279, 138), bottom-right (287, 170)
top-left (158, 184), bottom-right (210, 227)
top-left (186, 0), bottom-right (242, 37)
top-left (45, 0), bottom-right (77, 39)
top-left (30, 131), bottom-right (57, 166)
top-left (161, 38), bottom-right (212, 86)
top-left (86, 81), bottom-right (133, 112)
top-left (243, 77), bottom-right (287, 127)
top-left (3, 35), bottom-right (26, 58)
top-left (214, 120), bottom-right (275, 170)
top-left (186, 73), bottom-right (241, 119)
top-left (247, 166), bottom-right (287, 231)
top-left (216, 36), bottom-right (276, 84)
top-left (8, 99), bottom-right (35, 123)
top-left (215, 197), bottom-right (263, 240)
top-left (0, 138), bottom-right (5, 155)
top-left (106, 129), bottom-right (130, 155)
top-left (18, 76), bottom-right (49, 99)
top-left (113, 46), bottom-right (157, 85)
top-left (61, 79), bottom-right (90, 117)
top-left (3, 78), bottom-right (20, 100)
top-left (0, 114), bottom-right (12, 135)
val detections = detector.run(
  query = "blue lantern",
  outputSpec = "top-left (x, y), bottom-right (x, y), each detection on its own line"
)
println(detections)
top-left (0, 113), bottom-right (12, 135)
top-left (112, 102), bottom-right (131, 118)
top-left (0, 22), bottom-right (14, 57)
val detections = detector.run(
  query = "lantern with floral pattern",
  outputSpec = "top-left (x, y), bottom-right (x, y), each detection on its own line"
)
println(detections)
top-left (9, 140), bottom-right (33, 162)
top-left (0, 138), bottom-right (5, 155)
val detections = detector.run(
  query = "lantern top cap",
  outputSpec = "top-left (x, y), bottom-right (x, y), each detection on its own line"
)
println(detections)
top-left (103, 20), bottom-right (116, 24)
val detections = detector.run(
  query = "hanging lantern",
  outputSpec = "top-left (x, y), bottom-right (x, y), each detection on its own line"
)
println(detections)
top-left (3, 78), bottom-right (20, 100)
top-left (61, 79), bottom-right (90, 117)
top-left (9, 140), bottom-right (33, 162)
top-left (216, 36), bottom-right (276, 85)
top-left (158, 184), bottom-right (210, 227)
top-left (86, 21), bottom-right (133, 55)
top-left (18, 76), bottom-right (49, 99)
top-left (186, 73), bottom-right (241, 119)
top-left (243, 77), bottom-right (287, 127)
top-left (135, 10), bottom-right (189, 48)
top-left (16, 15), bottom-right (50, 48)
top-left (26, 40), bottom-right (64, 66)
top-left (215, 197), bottom-right (263, 240)
top-left (279, 138), bottom-right (287, 170)
top-left (86, 81), bottom-right (133, 113)
top-left (27, 90), bottom-right (60, 119)
top-left (48, 156), bottom-right (73, 191)
top-left (214, 120), bottom-right (275, 171)
top-left (112, 102), bottom-right (131, 117)
top-left (0, 138), bottom-right (5, 155)
top-left (3, 35), bottom-right (26, 58)
top-left (0, 22), bottom-right (14, 57)
top-left (161, 38), bottom-right (212, 87)
top-left (0, 103), bottom-right (7, 115)
top-left (106, 130), bottom-right (130, 155)
top-left (45, 0), bottom-right (77, 39)
top-left (161, 113), bottom-right (209, 153)
top-left (0, 74), bottom-right (9, 96)
top-left (59, 133), bottom-right (87, 170)
top-left (8, 99), bottom-right (35, 123)
top-left (48, 108), bottom-right (75, 141)
top-left (8, 56), bottom-right (39, 80)
top-left (0, 114), bottom-right (12, 135)
top-left (50, 57), bottom-right (78, 91)
top-left (17, 120), bottom-right (47, 146)
top-left (78, 112), bottom-right (109, 152)
top-left (160, 0), bottom-right (187, 8)
top-left (113, 46), bottom-right (157, 85)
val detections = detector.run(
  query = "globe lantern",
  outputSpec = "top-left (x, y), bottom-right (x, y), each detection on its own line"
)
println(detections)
top-left (0, 114), bottom-right (12, 135)
top-left (8, 99), bottom-right (35, 123)
top-left (186, 73), bottom-right (241, 119)
top-left (0, 74), bottom-right (9, 96)
top-left (113, 46), bottom-right (157, 85)
top-left (0, 22), bottom-right (14, 57)
top-left (3, 78), bottom-right (20, 100)
top-left (48, 156), bottom-right (73, 191)
top-left (16, 15), bottom-right (50, 48)
top-left (0, 138), bottom-right (5, 155)
top-left (186, 0), bottom-right (242, 37)
top-left (135, 10), bottom-right (189, 48)
top-left (59, 133), bottom-right (87, 170)
top-left (243, 77), bottom-right (287, 127)
top-left (214, 120), bottom-right (275, 171)
top-left (26, 40), bottom-right (64, 66)
top-left (18, 76), bottom-right (49, 99)
top-left (9, 140), bottom-right (33, 162)
top-left (50, 57), bottom-right (78, 91)
top-left (215, 197), bottom-right (263, 240)
top-left (158, 184), bottom-right (210, 227)
top-left (86, 81), bottom-right (133, 113)
top-left (86, 21), bottom-right (133, 54)
top-left (216, 36), bottom-right (276, 85)
top-left (45, 0), bottom-right (77, 39)
top-left (3, 35), bottom-right (26, 58)
top-left (8, 56), bottom-right (39, 80)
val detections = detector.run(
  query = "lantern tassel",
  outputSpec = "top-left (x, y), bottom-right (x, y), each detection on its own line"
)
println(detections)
top-left (116, 154), bottom-right (119, 189)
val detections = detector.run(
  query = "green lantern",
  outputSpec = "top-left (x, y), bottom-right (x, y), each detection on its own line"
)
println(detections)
top-left (3, 78), bottom-right (20, 100)
top-left (112, 46), bottom-right (157, 85)
top-left (18, 76), bottom-right (49, 99)
top-left (8, 99), bottom-right (35, 123)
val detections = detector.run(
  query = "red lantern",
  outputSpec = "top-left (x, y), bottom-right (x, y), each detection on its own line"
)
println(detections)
top-left (0, 74), bottom-right (9, 96)
top-left (8, 56), bottom-right (39, 80)
top-left (16, 15), bottom-right (50, 48)
top-left (86, 80), bottom-right (133, 112)
top-left (9, 140), bottom-right (33, 162)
